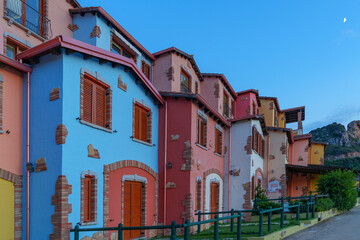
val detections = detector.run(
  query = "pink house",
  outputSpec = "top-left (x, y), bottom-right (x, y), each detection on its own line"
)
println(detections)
top-left (154, 47), bottom-right (230, 225)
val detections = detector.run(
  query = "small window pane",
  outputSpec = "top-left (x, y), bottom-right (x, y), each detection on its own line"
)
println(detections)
top-left (6, 45), bottom-right (15, 59)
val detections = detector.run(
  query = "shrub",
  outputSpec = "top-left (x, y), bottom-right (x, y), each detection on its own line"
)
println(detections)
top-left (288, 200), bottom-right (308, 213)
top-left (316, 169), bottom-right (357, 211)
top-left (253, 183), bottom-right (282, 214)
top-left (315, 198), bottom-right (334, 212)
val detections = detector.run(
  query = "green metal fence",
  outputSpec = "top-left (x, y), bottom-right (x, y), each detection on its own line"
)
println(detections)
top-left (70, 212), bottom-right (243, 240)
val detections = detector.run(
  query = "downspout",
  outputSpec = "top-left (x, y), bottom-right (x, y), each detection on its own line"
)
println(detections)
top-left (163, 101), bottom-right (168, 226)
top-left (267, 134), bottom-right (270, 193)
top-left (227, 126), bottom-right (231, 211)
top-left (26, 71), bottom-right (30, 240)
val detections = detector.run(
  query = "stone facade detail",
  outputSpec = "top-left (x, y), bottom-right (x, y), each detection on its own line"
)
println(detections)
top-left (50, 175), bottom-right (72, 240)
top-left (170, 134), bottom-right (179, 141)
top-left (232, 169), bottom-right (240, 176)
top-left (88, 144), bottom-right (100, 158)
top-left (280, 143), bottom-right (287, 155)
top-left (56, 124), bottom-right (68, 144)
top-left (166, 182), bottom-right (176, 189)
top-left (118, 75), bottom-right (127, 92)
top-left (181, 140), bottom-right (193, 171)
top-left (244, 136), bottom-right (252, 154)
top-left (67, 23), bottom-right (79, 32)
top-left (166, 66), bottom-right (174, 81)
top-left (35, 157), bottom-right (47, 172)
top-left (90, 25), bottom-right (101, 38)
top-left (242, 182), bottom-right (252, 222)
top-left (50, 87), bottom-right (60, 101)
top-left (181, 193), bottom-right (193, 221)
top-left (298, 156), bottom-right (303, 161)
top-left (214, 82), bottom-right (219, 98)
top-left (279, 174), bottom-right (287, 197)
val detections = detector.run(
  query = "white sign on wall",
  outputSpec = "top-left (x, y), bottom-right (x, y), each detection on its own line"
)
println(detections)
top-left (268, 180), bottom-right (281, 192)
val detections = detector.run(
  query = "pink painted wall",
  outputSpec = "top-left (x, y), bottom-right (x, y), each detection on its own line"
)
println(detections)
top-left (0, 67), bottom-right (23, 175)
top-left (235, 92), bottom-right (259, 118)
top-left (292, 139), bottom-right (309, 166)
top-left (152, 54), bottom-right (172, 92)
top-left (0, 0), bottom-right (74, 55)
top-left (108, 166), bottom-right (156, 236)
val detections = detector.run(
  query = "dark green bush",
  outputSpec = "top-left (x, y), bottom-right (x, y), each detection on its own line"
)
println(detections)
top-left (253, 183), bottom-right (281, 214)
top-left (288, 200), bottom-right (308, 213)
top-left (315, 198), bottom-right (334, 212)
top-left (316, 169), bottom-right (357, 211)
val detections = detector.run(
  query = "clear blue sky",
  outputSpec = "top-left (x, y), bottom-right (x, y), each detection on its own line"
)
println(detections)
top-left (78, 0), bottom-right (360, 133)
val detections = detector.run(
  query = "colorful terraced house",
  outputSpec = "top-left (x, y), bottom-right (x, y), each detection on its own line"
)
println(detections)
top-left (153, 47), bottom-right (235, 226)
top-left (16, 6), bottom-right (165, 240)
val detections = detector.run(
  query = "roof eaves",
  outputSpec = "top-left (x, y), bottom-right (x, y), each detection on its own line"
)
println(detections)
top-left (202, 73), bottom-right (237, 99)
top-left (0, 54), bottom-right (32, 72)
top-left (69, 7), bottom-right (155, 61)
top-left (17, 35), bottom-right (164, 105)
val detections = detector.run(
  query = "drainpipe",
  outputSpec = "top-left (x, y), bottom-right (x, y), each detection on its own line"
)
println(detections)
top-left (163, 101), bottom-right (168, 226)
top-left (267, 134), bottom-right (270, 193)
top-left (26, 71), bottom-right (30, 240)
top-left (227, 126), bottom-right (231, 211)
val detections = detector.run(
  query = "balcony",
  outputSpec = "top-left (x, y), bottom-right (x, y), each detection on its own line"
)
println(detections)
top-left (5, 0), bottom-right (52, 39)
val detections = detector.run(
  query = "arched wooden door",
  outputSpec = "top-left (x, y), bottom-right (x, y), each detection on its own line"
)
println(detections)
top-left (123, 181), bottom-right (143, 240)
top-left (210, 182), bottom-right (219, 219)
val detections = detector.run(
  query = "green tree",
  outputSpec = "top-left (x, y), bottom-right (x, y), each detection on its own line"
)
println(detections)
top-left (316, 169), bottom-right (357, 211)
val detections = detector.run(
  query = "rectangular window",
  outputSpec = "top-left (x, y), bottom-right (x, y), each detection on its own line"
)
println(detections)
top-left (111, 37), bottom-right (137, 63)
top-left (81, 73), bottom-right (110, 129)
top-left (197, 116), bottom-right (207, 147)
top-left (196, 181), bottom-right (201, 211)
top-left (134, 103), bottom-right (151, 143)
top-left (141, 60), bottom-right (151, 80)
top-left (231, 100), bottom-right (235, 116)
top-left (82, 175), bottom-right (97, 223)
top-left (180, 70), bottom-right (191, 93)
top-left (5, 37), bottom-right (29, 60)
top-left (215, 128), bottom-right (222, 155)
top-left (252, 126), bottom-right (264, 158)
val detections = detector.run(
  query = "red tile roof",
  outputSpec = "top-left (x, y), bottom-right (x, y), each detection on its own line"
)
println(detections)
top-left (17, 35), bottom-right (164, 104)
top-left (294, 133), bottom-right (312, 141)
top-left (69, 7), bottom-right (155, 61)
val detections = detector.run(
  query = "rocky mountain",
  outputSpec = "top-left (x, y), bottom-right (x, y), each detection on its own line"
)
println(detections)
top-left (310, 121), bottom-right (360, 161)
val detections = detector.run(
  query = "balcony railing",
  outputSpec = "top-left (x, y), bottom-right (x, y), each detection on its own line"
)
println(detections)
top-left (5, 0), bottom-right (52, 39)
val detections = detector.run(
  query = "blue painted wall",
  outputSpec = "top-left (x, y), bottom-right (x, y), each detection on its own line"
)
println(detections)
top-left (23, 53), bottom-right (64, 239)
top-left (25, 48), bottom-right (160, 239)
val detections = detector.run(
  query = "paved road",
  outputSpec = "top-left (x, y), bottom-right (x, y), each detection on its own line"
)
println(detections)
top-left (284, 206), bottom-right (360, 240)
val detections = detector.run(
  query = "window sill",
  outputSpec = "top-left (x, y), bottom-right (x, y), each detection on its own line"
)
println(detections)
top-left (81, 221), bottom-right (98, 226)
top-left (214, 152), bottom-right (223, 157)
top-left (195, 143), bottom-right (208, 151)
top-left (80, 120), bottom-right (112, 133)
top-left (132, 137), bottom-right (153, 147)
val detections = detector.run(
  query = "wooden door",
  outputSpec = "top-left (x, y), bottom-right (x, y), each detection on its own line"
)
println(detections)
top-left (123, 181), bottom-right (143, 240)
top-left (210, 182), bottom-right (219, 219)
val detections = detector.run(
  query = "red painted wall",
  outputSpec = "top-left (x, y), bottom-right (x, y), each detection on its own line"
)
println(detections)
top-left (235, 92), bottom-right (258, 118)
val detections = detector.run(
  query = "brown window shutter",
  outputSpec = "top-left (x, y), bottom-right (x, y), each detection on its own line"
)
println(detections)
top-left (140, 109), bottom-right (148, 142)
top-left (196, 181), bottom-right (201, 211)
top-left (95, 86), bottom-right (106, 127)
top-left (134, 105), bottom-right (140, 140)
top-left (83, 80), bottom-right (93, 123)
top-left (252, 126), bottom-right (256, 150)
top-left (262, 139), bottom-right (265, 158)
top-left (251, 176), bottom-right (255, 199)
top-left (84, 176), bottom-right (92, 222)
top-left (200, 119), bottom-right (205, 146)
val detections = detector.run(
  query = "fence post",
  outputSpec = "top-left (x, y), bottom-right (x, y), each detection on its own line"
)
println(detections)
top-left (306, 202), bottom-right (310, 220)
top-left (280, 206), bottom-right (284, 229)
top-left (230, 209), bottom-right (234, 232)
top-left (259, 209), bottom-right (263, 236)
top-left (171, 221), bottom-right (177, 240)
top-left (312, 202), bottom-right (315, 218)
top-left (254, 198), bottom-right (258, 210)
top-left (296, 204), bottom-right (300, 222)
top-left (268, 206), bottom-right (272, 233)
top-left (314, 194), bottom-right (318, 206)
top-left (309, 191), bottom-right (313, 202)
top-left (214, 215), bottom-right (219, 240)
top-left (118, 223), bottom-right (123, 240)
top-left (197, 211), bottom-right (201, 234)
top-left (184, 219), bottom-right (190, 240)
top-left (74, 225), bottom-right (79, 240)
top-left (236, 213), bottom-right (242, 240)
top-left (281, 197), bottom-right (284, 208)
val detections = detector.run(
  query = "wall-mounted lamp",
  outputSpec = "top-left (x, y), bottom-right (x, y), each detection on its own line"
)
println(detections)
top-left (6, 130), bottom-right (10, 134)
top-left (229, 170), bottom-right (234, 176)
top-left (168, 162), bottom-right (172, 169)
top-left (26, 163), bottom-right (35, 173)
top-left (296, 186), bottom-right (299, 190)
top-left (76, 117), bottom-right (81, 121)
top-left (113, 130), bottom-right (118, 133)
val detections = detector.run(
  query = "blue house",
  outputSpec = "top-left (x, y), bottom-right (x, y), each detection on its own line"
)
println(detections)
top-left (18, 7), bottom-right (164, 240)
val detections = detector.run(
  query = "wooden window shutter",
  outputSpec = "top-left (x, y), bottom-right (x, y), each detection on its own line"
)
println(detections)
top-left (196, 181), bottom-right (201, 211)
top-left (140, 109), bottom-right (148, 142)
top-left (252, 126), bottom-right (256, 150)
top-left (83, 80), bottom-right (93, 123)
top-left (134, 105), bottom-right (140, 140)
top-left (200, 119), bottom-right (205, 146)
top-left (84, 176), bottom-right (92, 222)
top-left (262, 139), bottom-right (265, 158)
top-left (95, 86), bottom-right (106, 127)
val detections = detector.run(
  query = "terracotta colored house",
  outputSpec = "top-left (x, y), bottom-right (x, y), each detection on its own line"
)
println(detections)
top-left (153, 47), bottom-right (232, 225)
